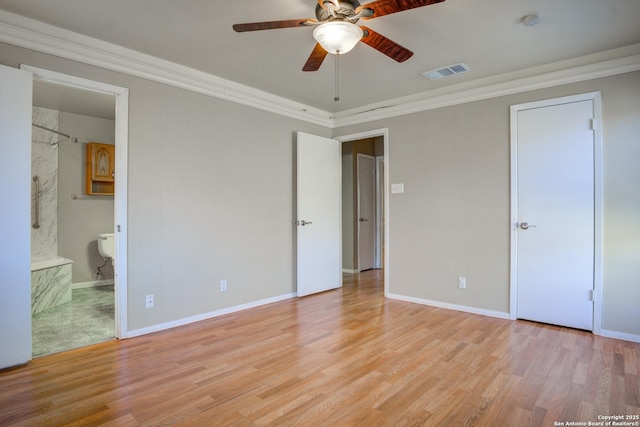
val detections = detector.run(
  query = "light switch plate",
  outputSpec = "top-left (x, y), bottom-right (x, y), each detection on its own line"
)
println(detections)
top-left (391, 183), bottom-right (404, 194)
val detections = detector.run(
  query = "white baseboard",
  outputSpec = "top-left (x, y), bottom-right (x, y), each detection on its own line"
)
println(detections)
top-left (125, 292), bottom-right (296, 339)
top-left (342, 268), bottom-right (359, 274)
top-left (388, 293), bottom-right (640, 344)
top-left (72, 279), bottom-right (114, 289)
top-left (598, 329), bottom-right (640, 343)
top-left (386, 293), bottom-right (511, 320)
top-left (123, 289), bottom-right (640, 344)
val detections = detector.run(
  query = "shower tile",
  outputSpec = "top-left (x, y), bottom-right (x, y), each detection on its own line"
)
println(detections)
top-left (31, 107), bottom-right (59, 261)
top-left (31, 263), bottom-right (72, 314)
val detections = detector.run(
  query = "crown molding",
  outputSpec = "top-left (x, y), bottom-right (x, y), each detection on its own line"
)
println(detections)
top-left (1, 10), bottom-right (639, 130)
top-left (332, 50), bottom-right (640, 128)
top-left (0, 10), bottom-right (332, 128)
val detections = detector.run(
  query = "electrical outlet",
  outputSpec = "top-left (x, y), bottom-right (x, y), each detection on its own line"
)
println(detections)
top-left (145, 294), bottom-right (154, 308)
top-left (458, 277), bottom-right (466, 289)
top-left (220, 280), bottom-right (227, 292)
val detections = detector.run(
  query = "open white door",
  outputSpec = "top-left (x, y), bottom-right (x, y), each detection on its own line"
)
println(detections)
top-left (296, 132), bottom-right (342, 297)
top-left (0, 64), bottom-right (33, 368)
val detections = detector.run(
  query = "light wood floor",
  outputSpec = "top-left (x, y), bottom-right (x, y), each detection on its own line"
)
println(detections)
top-left (1, 270), bottom-right (639, 426)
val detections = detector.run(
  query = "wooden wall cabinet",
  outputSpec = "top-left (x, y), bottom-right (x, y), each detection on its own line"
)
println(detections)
top-left (86, 142), bottom-right (115, 195)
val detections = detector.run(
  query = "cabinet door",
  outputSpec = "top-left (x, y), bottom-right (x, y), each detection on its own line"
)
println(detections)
top-left (86, 143), bottom-right (115, 194)
top-left (90, 143), bottom-right (115, 182)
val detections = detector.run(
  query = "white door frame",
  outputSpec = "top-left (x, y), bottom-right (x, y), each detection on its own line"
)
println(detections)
top-left (509, 92), bottom-right (603, 334)
top-left (336, 128), bottom-right (389, 296)
top-left (375, 155), bottom-right (384, 269)
top-left (22, 65), bottom-right (130, 338)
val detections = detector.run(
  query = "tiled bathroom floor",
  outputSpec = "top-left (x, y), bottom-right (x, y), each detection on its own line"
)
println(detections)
top-left (32, 285), bottom-right (115, 357)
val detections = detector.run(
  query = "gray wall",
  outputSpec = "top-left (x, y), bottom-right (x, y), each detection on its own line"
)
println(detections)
top-left (335, 71), bottom-right (640, 337)
top-left (341, 143), bottom-right (354, 270)
top-left (57, 112), bottom-right (115, 284)
top-left (2, 40), bottom-right (637, 339)
top-left (0, 42), bottom-right (331, 332)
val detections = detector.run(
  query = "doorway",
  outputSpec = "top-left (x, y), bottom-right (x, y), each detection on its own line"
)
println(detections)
top-left (30, 80), bottom-right (117, 356)
top-left (337, 129), bottom-right (389, 295)
top-left (510, 92), bottom-right (603, 332)
top-left (357, 153), bottom-right (376, 271)
top-left (23, 65), bottom-right (130, 350)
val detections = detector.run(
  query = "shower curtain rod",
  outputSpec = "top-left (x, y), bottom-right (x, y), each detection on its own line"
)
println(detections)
top-left (32, 123), bottom-right (78, 144)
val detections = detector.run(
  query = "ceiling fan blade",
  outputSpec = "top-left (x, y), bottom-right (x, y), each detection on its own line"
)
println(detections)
top-left (356, 0), bottom-right (445, 19)
top-left (302, 43), bottom-right (329, 71)
top-left (360, 26), bottom-right (413, 62)
top-left (233, 19), bottom-right (316, 32)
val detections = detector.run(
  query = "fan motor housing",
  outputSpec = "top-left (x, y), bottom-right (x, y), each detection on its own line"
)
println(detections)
top-left (315, 0), bottom-right (361, 22)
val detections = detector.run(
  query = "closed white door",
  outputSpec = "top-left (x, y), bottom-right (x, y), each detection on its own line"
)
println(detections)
top-left (357, 154), bottom-right (376, 271)
top-left (0, 64), bottom-right (33, 368)
top-left (296, 132), bottom-right (342, 297)
top-left (512, 95), bottom-right (598, 331)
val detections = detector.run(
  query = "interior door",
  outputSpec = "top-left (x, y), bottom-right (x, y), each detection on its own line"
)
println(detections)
top-left (357, 153), bottom-right (376, 271)
top-left (514, 97), bottom-right (596, 331)
top-left (0, 64), bottom-right (33, 368)
top-left (296, 132), bottom-right (342, 297)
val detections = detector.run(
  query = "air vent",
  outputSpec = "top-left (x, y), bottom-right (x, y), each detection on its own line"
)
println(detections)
top-left (422, 63), bottom-right (470, 80)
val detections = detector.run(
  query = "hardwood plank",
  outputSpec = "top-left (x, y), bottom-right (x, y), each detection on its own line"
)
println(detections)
top-left (1, 269), bottom-right (638, 426)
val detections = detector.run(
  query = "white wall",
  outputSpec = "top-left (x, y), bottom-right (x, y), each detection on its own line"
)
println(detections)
top-left (335, 71), bottom-right (640, 338)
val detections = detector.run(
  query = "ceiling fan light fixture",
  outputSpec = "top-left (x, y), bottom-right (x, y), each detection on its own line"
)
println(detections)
top-left (313, 21), bottom-right (363, 54)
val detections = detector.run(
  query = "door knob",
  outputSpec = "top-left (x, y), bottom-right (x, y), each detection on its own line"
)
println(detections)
top-left (298, 220), bottom-right (312, 226)
top-left (520, 222), bottom-right (536, 230)
top-left (359, 218), bottom-right (368, 222)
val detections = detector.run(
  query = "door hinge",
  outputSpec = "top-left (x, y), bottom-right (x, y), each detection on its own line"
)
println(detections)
top-left (590, 118), bottom-right (596, 130)
top-left (589, 289), bottom-right (595, 302)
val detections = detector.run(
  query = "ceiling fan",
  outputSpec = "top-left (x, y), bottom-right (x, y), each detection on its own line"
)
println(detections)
top-left (233, 0), bottom-right (446, 72)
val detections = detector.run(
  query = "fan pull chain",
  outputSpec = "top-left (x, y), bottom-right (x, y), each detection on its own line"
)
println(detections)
top-left (334, 51), bottom-right (340, 102)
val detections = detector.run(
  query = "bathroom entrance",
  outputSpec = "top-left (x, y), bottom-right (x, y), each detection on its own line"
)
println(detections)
top-left (31, 80), bottom-right (117, 356)
top-left (1, 63), bottom-right (130, 367)
top-left (25, 65), bottom-right (129, 359)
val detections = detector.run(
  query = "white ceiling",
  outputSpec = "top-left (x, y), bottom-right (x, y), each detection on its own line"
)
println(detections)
top-left (2, 0), bottom-right (640, 115)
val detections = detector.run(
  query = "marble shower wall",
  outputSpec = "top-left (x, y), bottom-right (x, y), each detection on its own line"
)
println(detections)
top-left (31, 107), bottom-right (59, 262)
top-left (31, 262), bottom-right (72, 314)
